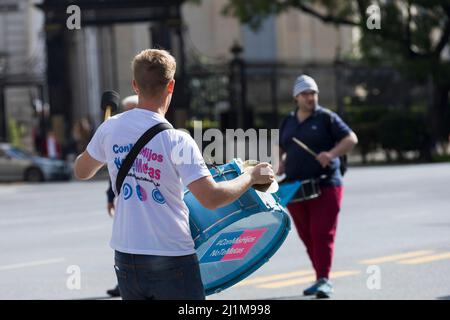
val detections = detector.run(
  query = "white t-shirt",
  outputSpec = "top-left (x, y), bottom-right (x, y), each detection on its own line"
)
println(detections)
top-left (86, 108), bottom-right (211, 256)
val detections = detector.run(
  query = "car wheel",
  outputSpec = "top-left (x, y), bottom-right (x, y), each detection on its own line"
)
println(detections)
top-left (25, 168), bottom-right (44, 182)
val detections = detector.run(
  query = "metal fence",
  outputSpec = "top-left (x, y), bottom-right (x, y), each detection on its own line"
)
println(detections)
top-left (187, 59), bottom-right (432, 129)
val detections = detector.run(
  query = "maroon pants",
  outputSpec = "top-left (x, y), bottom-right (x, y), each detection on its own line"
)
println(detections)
top-left (287, 186), bottom-right (343, 280)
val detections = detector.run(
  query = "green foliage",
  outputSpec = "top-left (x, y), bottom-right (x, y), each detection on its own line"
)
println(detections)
top-left (219, 0), bottom-right (450, 148)
top-left (345, 106), bottom-right (387, 162)
top-left (345, 105), bottom-right (388, 123)
top-left (345, 106), bottom-right (430, 162)
top-left (221, 1), bottom-right (450, 80)
top-left (222, 0), bottom-right (361, 30)
top-left (377, 111), bottom-right (428, 153)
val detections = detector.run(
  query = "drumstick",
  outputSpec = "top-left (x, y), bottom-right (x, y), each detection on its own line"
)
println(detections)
top-left (292, 137), bottom-right (318, 158)
top-left (104, 106), bottom-right (112, 121)
top-left (101, 90), bottom-right (119, 122)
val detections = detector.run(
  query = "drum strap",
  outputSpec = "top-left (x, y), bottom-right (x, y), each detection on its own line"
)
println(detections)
top-left (115, 122), bottom-right (173, 196)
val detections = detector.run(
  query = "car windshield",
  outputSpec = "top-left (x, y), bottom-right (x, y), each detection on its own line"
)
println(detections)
top-left (6, 147), bottom-right (33, 160)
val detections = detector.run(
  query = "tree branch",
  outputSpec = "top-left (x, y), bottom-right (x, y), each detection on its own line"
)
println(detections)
top-left (355, 0), bottom-right (426, 58)
top-left (355, 0), bottom-right (368, 22)
top-left (282, 0), bottom-right (444, 60)
top-left (406, 0), bottom-right (413, 57)
top-left (286, 1), bottom-right (359, 26)
top-left (433, 5), bottom-right (450, 56)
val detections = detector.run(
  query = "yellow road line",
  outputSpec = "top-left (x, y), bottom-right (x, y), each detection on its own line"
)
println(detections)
top-left (235, 270), bottom-right (314, 287)
top-left (359, 250), bottom-right (434, 265)
top-left (397, 252), bottom-right (450, 265)
top-left (257, 275), bottom-right (316, 289)
top-left (257, 270), bottom-right (361, 289)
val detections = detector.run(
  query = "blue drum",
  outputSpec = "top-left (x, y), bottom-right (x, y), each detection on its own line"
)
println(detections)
top-left (184, 159), bottom-right (291, 295)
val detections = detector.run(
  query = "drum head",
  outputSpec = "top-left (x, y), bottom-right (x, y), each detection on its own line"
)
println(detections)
top-left (197, 209), bottom-right (291, 295)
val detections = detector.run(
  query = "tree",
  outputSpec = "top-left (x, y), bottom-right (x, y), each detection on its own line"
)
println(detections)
top-left (220, 0), bottom-right (450, 154)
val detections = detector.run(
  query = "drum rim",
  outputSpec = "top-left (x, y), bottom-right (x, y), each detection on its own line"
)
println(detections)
top-left (201, 210), bottom-right (291, 295)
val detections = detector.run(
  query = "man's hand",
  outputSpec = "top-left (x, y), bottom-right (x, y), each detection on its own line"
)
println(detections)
top-left (316, 152), bottom-right (334, 168)
top-left (248, 162), bottom-right (275, 185)
top-left (107, 202), bottom-right (115, 218)
top-left (188, 162), bottom-right (274, 210)
top-left (316, 132), bottom-right (358, 168)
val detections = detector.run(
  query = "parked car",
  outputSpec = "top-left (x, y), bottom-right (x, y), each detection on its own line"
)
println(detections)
top-left (0, 143), bottom-right (72, 182)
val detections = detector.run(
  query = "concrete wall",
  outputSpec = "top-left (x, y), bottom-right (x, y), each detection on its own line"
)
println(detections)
top-left (182, 0), bottom-right (355, 63)
top-left (0, 0), bottom-right (46, 149)
top-left (182, 0), bottom-right (242, 61)
top-left (114, 23), bottom-right (150, 102)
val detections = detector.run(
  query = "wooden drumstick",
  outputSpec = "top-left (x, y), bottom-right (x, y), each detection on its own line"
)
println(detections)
top-left (101, 90), bottom-right (119, 122)
top-left (104, 106), bottom-right (112, 121)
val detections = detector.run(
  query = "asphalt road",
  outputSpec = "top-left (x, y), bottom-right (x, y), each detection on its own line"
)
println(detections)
top-left (0, 163), bottom-right (449, 300)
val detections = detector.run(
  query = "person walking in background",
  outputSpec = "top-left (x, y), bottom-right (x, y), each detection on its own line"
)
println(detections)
top-left (44, 130), bottom-right (61, 159)
top-left (105, 95), bottom-right (138, 298)
top-left (106, 95), bottom-right (138, 218)
top-left (64, 118), bottom-right (93, 162)
top-left (277, 75), bottom-right (358, 298)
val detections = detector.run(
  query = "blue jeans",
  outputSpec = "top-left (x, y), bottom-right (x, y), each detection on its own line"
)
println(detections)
top-left (114, 251), bottom-right (205, 300)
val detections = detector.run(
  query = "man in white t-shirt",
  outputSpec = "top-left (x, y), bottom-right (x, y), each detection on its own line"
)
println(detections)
top-left (74, 49), bottom-right (274, 300)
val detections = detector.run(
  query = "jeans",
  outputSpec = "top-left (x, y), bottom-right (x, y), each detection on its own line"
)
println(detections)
top-left (114, 250), bottom-right (205, 300)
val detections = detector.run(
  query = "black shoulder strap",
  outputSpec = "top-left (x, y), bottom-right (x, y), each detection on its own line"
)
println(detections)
top-left (115, 122), bottom-right (173, 195)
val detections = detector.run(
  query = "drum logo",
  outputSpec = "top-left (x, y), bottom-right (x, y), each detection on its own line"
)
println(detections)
top-left (123, 183), bottom-right (133, 200)
top-left (200, 228), bottom-right (267, 263)
top-left (152, 188), bottom-right (166, 204)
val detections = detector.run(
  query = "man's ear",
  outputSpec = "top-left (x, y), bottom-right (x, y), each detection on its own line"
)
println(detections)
top-left (167, 79), bottom-right (175, 94)
top-left (132, 79), bottom-right (139, 94)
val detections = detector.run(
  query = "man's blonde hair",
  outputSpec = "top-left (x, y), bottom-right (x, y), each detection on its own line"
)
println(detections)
top-left (132, 49), bottom-right (176, 98)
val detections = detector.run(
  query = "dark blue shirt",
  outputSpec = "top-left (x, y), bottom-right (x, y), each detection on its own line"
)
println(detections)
top-left (279, 106), bottom-right (353, 186)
